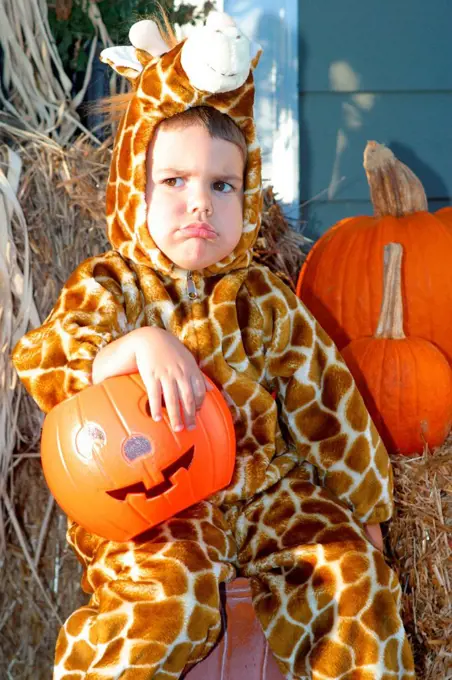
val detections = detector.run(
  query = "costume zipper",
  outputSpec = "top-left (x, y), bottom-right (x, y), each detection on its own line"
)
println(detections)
top-left (186, 270), bottom-right (198, 300)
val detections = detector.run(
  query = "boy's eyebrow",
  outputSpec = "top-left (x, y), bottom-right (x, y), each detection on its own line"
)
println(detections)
top-left (156, 168), bottom-right (243, 183)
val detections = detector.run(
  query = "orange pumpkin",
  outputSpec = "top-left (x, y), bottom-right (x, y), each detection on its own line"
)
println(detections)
top-left (436, 206), bottom-right (452, 228)
top-left (297, 142), bottom-right (452, 363)
top-left (41, 373), bottom-right (235, 541)
top-left (341, 243), bottom-right (452, 455)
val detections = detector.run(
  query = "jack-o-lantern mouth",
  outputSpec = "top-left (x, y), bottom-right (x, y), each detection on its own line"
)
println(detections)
top-left (107, 446), bottom-right (194, 501)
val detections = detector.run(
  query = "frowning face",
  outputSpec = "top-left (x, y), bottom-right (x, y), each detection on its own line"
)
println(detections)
top-left (145, 123), bottom-right (245, 271)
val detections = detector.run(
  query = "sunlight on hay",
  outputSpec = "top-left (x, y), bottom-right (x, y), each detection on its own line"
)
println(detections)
top-left (388, 448), bottom-right (452, 679)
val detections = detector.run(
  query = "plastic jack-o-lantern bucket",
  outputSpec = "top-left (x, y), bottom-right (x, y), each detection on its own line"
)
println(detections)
top-left (41, 373), bottom-right (236, 541)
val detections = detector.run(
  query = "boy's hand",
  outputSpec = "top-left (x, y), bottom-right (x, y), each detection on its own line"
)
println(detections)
top-left (364, 523), bottom-right (384, 551)
top-left (92, 327), bottom-right (212, 432)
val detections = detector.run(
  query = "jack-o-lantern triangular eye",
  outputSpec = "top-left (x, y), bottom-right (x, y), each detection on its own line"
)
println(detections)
top-left (107, 446), bottom-right (195, 501)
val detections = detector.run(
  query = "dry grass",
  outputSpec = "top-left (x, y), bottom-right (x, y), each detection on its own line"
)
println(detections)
top-left (0, 128), bottom-right (450, 679)
top-left (387, 447), bottom-right (452, 679)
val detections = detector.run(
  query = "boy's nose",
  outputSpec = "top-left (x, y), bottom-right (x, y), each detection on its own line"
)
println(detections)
top-left (188, 188), bottom-right (213, 219)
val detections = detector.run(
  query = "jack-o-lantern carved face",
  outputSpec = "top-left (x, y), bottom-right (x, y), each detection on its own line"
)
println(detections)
top-left (107, 445), bottom-right (194, 501)
top-left (41, 374), bottom-right (235, 541)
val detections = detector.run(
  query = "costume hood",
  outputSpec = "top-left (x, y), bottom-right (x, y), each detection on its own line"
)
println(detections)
top-left (100, 12), bottom-right (263, 278)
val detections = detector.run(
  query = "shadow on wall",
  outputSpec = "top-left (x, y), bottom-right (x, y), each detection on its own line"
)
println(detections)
top-left (298, 0), bottom-right (452, 243)
top-left (300, 55), bottom-right (380, 241)
top-left (388, 142), bottom-right (449, 204)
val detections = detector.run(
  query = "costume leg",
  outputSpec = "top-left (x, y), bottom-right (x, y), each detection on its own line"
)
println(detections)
top-left (54, 502), bottom-right (236, 680)
top-left (236, 467), bottom-right (415, 680)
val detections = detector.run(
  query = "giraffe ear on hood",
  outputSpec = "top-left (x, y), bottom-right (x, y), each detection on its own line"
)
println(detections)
top-left (181, 11), bottom-right (261, 94)
top-left (100, 45), bottom-right (143, 81)
top-left (100, 20), bottom-right (170, 81)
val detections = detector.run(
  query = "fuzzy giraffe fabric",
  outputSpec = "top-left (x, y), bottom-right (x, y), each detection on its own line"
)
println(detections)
top-left (12, 13), bottom-right (415, 680)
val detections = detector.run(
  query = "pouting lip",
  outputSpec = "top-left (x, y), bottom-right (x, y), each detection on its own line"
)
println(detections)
top-left (179, 222), bottom-right (217, 239)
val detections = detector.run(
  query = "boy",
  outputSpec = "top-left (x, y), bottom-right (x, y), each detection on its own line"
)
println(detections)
top-left (12, 12), bottom-right (414, 679)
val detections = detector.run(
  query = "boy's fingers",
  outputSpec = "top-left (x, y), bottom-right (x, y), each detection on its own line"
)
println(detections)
top-left (178, 379), bottom-right (197, 430)
top-left (203, 375), bottom-right (214, 392)
top-left (161, 377), bottom-right (184, 432)
top-left (191, 374), bottom-right (206, 410)
top-left (144, 376), bottom-right (162, 422)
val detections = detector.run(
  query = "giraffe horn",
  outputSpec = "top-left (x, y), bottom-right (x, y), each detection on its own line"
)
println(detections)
top-left (205, 11), bottom-right (237, 29)
top-left (129, 20), bottom-right (170, 58)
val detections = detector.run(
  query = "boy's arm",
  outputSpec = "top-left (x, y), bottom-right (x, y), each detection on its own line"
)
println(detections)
top-left (256, 268), bottom-right (393, 524)
top-left (11, 252), bottom-right (137, 414)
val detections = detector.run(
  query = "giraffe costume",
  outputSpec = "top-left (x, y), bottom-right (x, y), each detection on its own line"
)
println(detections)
top-left (12, 12), bottom-right (415, 680)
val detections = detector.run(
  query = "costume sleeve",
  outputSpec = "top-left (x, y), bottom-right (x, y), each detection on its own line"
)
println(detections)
top-left (11, 251), bottom-right (142, 414)
top-left (252, 266), bottom-right (393, 524)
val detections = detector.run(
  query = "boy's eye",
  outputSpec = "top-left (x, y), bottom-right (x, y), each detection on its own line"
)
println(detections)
top-left (163, 177), bottom-right (184, 187)
top-left (213, 181), bottom-right (234, 193)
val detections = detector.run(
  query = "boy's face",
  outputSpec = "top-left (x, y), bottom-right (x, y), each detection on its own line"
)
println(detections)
top-left (145, 123), bottom-right (245, 271)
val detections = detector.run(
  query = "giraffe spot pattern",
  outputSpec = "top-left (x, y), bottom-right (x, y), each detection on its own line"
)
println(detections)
top-left (361, 590), bottom-right (402, 641)
top-left (285, 381), bottom-right (315, 412)
top-left (339, 577), bottom-right (372, 617)
top-left (312, 567), bottom-right (337, 610)
top-left (345, 435), bottom-right (371, 473)
top-left (187, 603), bottom-right (219, 642)
top-left (339, 619), bottom-right (380, 666)
top-left (282, 519), bottom-right (327, 548)
top-left (340, 553), bottom-right (370, 584)
top-left (65, 609), bottom-right (95, 638)
top-left (64, 639), bottom-right (95, 671)
top-left (128, 600), bottom-right (184, 643)
top-left (309, 638), bottom-right (353, 675)
top-left (287, 584), bottom-right (316, 625)
top-left (98, 638), bottom-right (124, 667)
top-left (253, 589), bottom-right (283, 629)
top-left (295, 403), bottom-right (342, 442)
top-left (350, 468), bottom-right (383, 512)
top-left (311, 604), bottom-right (335, 643)
top-left (309, 343), bottom-right (328, 387)
top-left (268, 615), bottom-right (305, 659)
top-left (95, 612), bottom-right (129, 644)
top-left (128, 640), bottom-right (167, 666)
top-left (346, 388), bottom-right (370, 432)
top-left (194, 573), bottom-right (218, 608)
top-left (262, 492), bottom-right (296, 533)
top-left (322, 365), bottom-right (353, 411)
top-left (341, 671), bottom-right (378, 680)
top-left (292, 313), bottom-right (314, 348)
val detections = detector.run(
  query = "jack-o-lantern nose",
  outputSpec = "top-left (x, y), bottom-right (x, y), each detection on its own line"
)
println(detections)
top-left (123, 435), bottom-right (152, 461)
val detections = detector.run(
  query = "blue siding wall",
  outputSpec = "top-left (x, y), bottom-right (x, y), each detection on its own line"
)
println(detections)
top-left (299, 0), bottom-right (452, 240)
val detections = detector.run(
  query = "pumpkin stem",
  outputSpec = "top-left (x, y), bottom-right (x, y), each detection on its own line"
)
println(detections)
top-left (375, 243), bottom-right (406, 339)
top-left (363, 141), bottom-right (428, 217)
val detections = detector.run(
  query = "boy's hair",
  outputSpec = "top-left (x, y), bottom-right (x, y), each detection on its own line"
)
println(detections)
top-left (157, 106), bottom-right (248, 162)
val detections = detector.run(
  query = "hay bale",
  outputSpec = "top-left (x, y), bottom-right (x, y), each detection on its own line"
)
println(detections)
top-left (388, 447), bottom-right (452, 679)
top-left (0, 129), bottom-right (111, 679)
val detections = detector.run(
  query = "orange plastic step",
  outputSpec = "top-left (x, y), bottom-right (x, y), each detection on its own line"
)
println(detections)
top-left (186, 577), bottom-right (285, 679)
